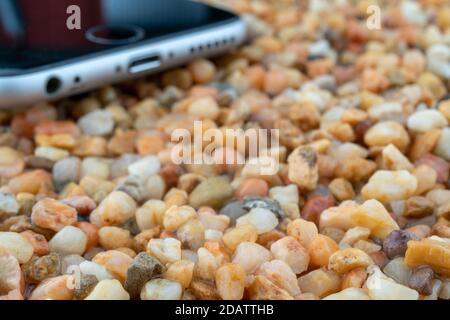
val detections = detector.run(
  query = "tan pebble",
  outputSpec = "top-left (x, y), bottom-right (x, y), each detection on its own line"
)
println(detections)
top-left (195, 247), bottom-right (219, 281)
top-left (90, 191), bottom-right (136, 227)
top-left (177, 219), bottom-right (205, 250)
top-left (335, 156), bottom-right (377, 183)
top-left (187, 59), bottom-right (216, 84)
top-left (73, 136), bottom-right (107, 157)
top-left (136, 200), bottom-right (167, 231)
top-left (162, 69), bottom-right (192, 89)
top-left (366, 266), bottom-right (418, 300)
top-left (0, 249), bottom-right (24, 295)
top-left (270, 236), bottom-right (309, 274)
top-left (133, 227), bottom-right (161, 252)
top-left (189, 280), bottom-right (220, 300)
top-left (328, 248), bottom-right (374, 274)
top-left (198, 210), bottom-right (230, 232)
top-left (141, 278), bottom-right (182, 300)
top-left (232, 242), bottom-right (271, 274)
top-left (214, 263), bottom-right (246, 300)
top-left (247, 275), bottom-right (293, 300)
top-left (256, 260), bottom-right (301, 297)
top-left (31, 198), bottom-right (77, 232)
top-left (163, 205), bottom-right (197, 232)
top-left (187, 96), bottom-right (220, 120)
top-left (340, 227), bottom-right (371, 246)
top-left (115, 247), bottom-right (136, 258)
top-left (48, 226), bottom-right (87, 255)
top-left (98, 227), bottom-right (132, 250)
top-left (438, 100), bottom-right (450, 121)
top-left (351, 199), bottom-right (399, 239)
top-left (223, 224), bottom-right (258, 252)
top-left (287, 147), bottom-right (318, 191)
top-left (406, 225), bottom-right (431, 240)
top-left (20, 230), bottom-right (49, 256)
top-left (319, 202), bottom-right (359, 231)
top-left (413, 165), bottom-right (437, 195)
top-left (403, 196), bottom-right (434, 218)
top-left (8, 170), bottom-right (53, 195)
top-left (382, 144), bottom-right (413, 171)
top-left (61, 195), bottom-right (96, 216)
top-left (236, 208), bottom-right (278, 235)
top-left (92, 250), bottom-right (133, 283)
top-left (0, 232), bottom-right (34, 264)
top-left (328, 178), bottom-right (355, 201)
top-left (341, 267), bottom-right (367, 289)
top-left (147, 238), bottom-right (181, 265)
top-left (364, 121), bottom-right (410, 151)
top-left (353, 240), bottom-right (382, 254)
top-left (0, 289), bottom-right (24, 300)
top-left (286, 218), bottom-right (318, 249)
top-left (235, 178), bottom-right (269, 199)
top-left (426, 189), bottom-right (450, 207)
top-left (29, 275), bottom-right (74, 300)
top-left (409, 129), bottom-right (441, 162)
top-left (75, 222), bottom-right (99, 251)
top-left (263, 69), bottom-right (288, 96)
top-left (85, 279), bottom-right (130, 300)
top-left (164, 188), bottom-right (188, 207)
top-left (78, 176), bottom-right (113, 201)
top-left (165, 259), bottom-right (194, 289)
top-left (308, 234), bottom-right (340, 269)
top-left (298, 268), bottom-right (341, 298)
top-left (361, 171), bottom-right (418, 203)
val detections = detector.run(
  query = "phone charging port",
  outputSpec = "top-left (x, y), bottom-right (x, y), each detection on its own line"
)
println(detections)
top-left (129, 55), bottom-right (161, 74)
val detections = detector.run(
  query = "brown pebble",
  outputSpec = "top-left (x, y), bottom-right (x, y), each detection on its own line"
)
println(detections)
top-left (408, 266), bottom-right (434, 295)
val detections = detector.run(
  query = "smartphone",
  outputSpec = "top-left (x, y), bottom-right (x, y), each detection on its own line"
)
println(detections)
top-left (0, 0), bottom-right (246, 108)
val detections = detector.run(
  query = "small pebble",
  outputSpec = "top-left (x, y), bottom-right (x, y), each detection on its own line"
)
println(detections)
top-left (124, 252), bottom-right (164, 298)
top-left (78, 110), bottom-right (114, 136)
top-left (48, 226), bottom-right (87, 255)
top-left (85, 279), bottom-right (130, 300)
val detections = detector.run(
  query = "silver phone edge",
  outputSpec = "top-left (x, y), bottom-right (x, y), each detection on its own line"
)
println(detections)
top-left (0, 18), bottom-right (247, 109)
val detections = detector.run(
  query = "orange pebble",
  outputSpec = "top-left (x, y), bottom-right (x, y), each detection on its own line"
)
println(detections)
top-left (75, 222), bottom-right (99, 251)
top-left (235, 178), bottom-right (269, 199)
top-left (341, 267), bottom-right (367, 289)
top-left (308, 234), bottom-right (339, 269)
top-left (20, 230), bottom-right (49, 256)
top-left (246, 65), bottom-right (266, 90)
top-left (136, 135), bottom-right (165, 155)
top-left (263, 70), bottom-right (288, 96)
top-left (34, 121), bottom-right (80, 136)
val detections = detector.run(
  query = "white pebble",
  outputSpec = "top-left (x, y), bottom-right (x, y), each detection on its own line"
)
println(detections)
top-left (140, 279), bottom-right (182, 300)
top-left (362, 170), bottom-right (418, 202)
top-left (427, 44), bottom-right (450, 79)
top-left (236, 208), bottom-right (278, 234)
top-left (0, 232), bottom-right (34, 264)
top-left (49, 226), bottom-right (87, 255)
top-left (232, 242), bottom-right (271, 274)
top-left (128, 156), bottom-right (161, 178)
top-left (85, 279), bottom-right (130, 300)
top-left (81, 157), bottom-right (110, 179)
top-left (78, 110), bottom-right (114, 136)
top-left (368, 102), bottom-right (402, 120)
top-left (147, 238), bottom-right (181, 264)
top-left (434, 127), bottom-right (450, 161)
top-left (79, 261), bottom-right (114, 281)
top-left (269, 184), bottom-right (299, 205)
top-left (407, 110), bottom-right (448, 133)
top-left (0, 193), bottom-right (19, 216)
top-left (366, 266), bottom-right (418, 300)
